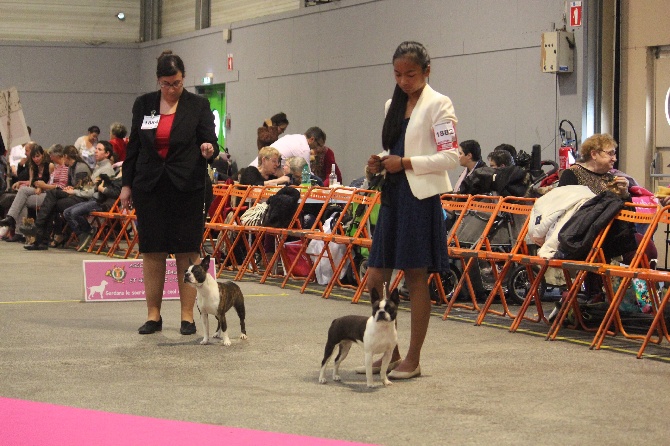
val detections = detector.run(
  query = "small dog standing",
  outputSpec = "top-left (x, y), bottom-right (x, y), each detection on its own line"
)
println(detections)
top-left (319, 288), bottom-right (399, 387)
top-left (184, 255), bottom-right (248, 346)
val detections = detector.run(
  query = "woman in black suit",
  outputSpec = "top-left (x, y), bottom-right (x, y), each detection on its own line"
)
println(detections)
top-left (121, 51), bottom-right (219, 335)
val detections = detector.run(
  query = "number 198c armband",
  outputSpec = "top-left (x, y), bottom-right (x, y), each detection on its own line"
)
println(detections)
top-left (432, 121), bottom-right (458, 152)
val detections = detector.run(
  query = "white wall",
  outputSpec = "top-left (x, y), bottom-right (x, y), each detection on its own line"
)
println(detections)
top-left (0, 0), bottom-right (585, 187)
top-left (138, 0), bottom-right (584, 185)
top-left (0, 41), bottom-right (140, 148)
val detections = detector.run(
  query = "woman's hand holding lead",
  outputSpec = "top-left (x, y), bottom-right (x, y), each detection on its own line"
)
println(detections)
top-left (200, 142), bottom-right (215, 159)
top-left (381, 155), bottom-right (404, 174)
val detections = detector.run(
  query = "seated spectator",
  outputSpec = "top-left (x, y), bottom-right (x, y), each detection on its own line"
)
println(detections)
top-left (493, 143), bottom-right (517, 164)
top-left (285, 156), bottom-right (323, 186)
top-left (7, 126), bottom-right (31, 180)
top-left (558, 133), bottom-right (629, 197)
top-left (0, 144), bottom-right (69, 241)
top-left (553, 133), bottom-right (635, 305)
top-left (249, 127), bottom-right (325, 171)
top-left (109, 122), bottom-right (128, 162)
top-left (0, 143), bottom-right (48, 240)
top-left (9, 140), bottom-right (35, 185)
top-left (257, 112), bottom-right (289, 150)
top-left (487, 150), bottom-right (515, 168)
top-left (24, 141), bottom-right (114, 251)
top-left (240, 146), bottom-right (291, 187)
top-left (65, 166), bottom-right (123, 252)
top-left (453, 139), bottom-right (485, 193)
top-left (310, 131), bottom-right (341, 187)
top-left (74, 125), bottom-right (100, 169)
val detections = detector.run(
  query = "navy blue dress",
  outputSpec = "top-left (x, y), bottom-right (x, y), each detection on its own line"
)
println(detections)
top-left (368, 118), bottom-right (449, 272)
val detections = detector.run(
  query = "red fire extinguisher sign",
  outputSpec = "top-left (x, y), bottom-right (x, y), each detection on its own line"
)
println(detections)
top-left (570, 1), bottom-right (582, 28)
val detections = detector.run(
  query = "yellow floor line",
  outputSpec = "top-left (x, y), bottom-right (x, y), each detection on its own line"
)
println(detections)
top-left (0, 300), bottom-right (82, 304)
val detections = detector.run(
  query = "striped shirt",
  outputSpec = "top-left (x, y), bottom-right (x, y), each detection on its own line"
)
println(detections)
top-left (49, 164), bottom-right (69, 187)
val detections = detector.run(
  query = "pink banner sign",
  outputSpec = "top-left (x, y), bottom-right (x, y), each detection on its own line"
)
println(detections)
top-left (82, 259), bottom-right (216, 302)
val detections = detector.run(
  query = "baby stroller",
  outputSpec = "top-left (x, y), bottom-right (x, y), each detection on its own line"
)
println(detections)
top-left (434, 153), bottom-right (559, 305)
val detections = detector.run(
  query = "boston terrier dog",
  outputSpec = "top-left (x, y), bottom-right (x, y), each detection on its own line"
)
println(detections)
top-left (319, 287), bottom-right (399, 387)
top-left (184, 255), bottom-right (247, 346)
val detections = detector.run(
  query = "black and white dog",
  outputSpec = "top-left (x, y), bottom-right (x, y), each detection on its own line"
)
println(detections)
top-left (184, 255), bottom-right (247, 346)
top-left (319, 288), bottom-right (399, 387)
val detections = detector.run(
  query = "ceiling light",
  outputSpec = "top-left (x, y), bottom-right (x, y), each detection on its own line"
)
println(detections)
top-left (116, 12), bottom-right (125, 21)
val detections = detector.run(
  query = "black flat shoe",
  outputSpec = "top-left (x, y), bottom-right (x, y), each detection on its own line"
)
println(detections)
top-left (138, 317), bottom-right (162, 334)
top-left (7, 233), bottom-right (25, 243)
top-left (24, 242), bottom-right (48, 251)
top-left (0, 216), bottom-right (16, 228)
top-left (180, 320), bottom-right (196, 335)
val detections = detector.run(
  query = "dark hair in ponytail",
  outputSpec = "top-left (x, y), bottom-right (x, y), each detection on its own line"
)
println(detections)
top-left (156, 50), bottom-right (185, 78)
top-left (381, 41), bottom-right (431, 151)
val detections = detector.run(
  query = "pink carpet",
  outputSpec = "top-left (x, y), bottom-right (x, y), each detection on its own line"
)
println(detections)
top-left (0, 397), bottom-right (375, 446)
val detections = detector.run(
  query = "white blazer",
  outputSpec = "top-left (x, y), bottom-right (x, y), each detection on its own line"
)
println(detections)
top-left (385, 84), bottom-right (460, 200)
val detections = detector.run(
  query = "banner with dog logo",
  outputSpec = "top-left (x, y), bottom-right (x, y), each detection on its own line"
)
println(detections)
top-left (83, 259), bottom-right (216, 302)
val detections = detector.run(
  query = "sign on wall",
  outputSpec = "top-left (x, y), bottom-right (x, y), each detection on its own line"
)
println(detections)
top-left (570, 1), bottom-right (582, 28)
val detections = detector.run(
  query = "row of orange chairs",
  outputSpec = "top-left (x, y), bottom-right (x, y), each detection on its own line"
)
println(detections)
top-left (81, 198), bottom-right (139, 258)
top-left (200, 183), bottom-right (381, 301)
top-left (438, 193), bottom-right (670, 358)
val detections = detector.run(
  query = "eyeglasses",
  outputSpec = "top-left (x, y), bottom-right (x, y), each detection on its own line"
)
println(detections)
top-left (159, 80), bottom-right (183, 89)
top-left (600, 149), bottom-right (617, 157)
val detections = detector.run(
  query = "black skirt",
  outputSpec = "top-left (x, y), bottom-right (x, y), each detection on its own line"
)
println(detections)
top-left (132, 173), bottom-right (207, 254)
top-left (367, 118), bottom-right (448, 273)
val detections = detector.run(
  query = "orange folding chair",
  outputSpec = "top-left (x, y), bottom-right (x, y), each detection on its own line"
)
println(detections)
top-left (234, 186), bottom-right (315, 280)
top-left (276, 187), bottom-right (360, 290)
top-left (309, 188), bottom-right (380, 299)
top-left (201, 183), bottom-right (233, 255)
top-left (546, 201), bottom-right (659, 342)
top-left (205, 184), bottom-right (263, 277)
top-left (581, 202), bottom-right (664, 350)
top-left (260, 186), bottom-right (337, 285)
top-left (474, 196), bottom-right (537, 325)
top-left (443, 195), bottom-right (505, 319)
top-left (637, 270), bottom-right (670, 358)
top-left (106, 212), bottom-right (140, 258)
top-left (87, 198), bottom-right (135, 255)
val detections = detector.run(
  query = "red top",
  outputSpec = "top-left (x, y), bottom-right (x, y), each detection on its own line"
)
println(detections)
top-left (155, 113), bottom-right (175, 159)
top-left (110, 137), bottom-right (127, 161)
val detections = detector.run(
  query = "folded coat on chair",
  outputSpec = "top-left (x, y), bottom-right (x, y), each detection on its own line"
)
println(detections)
top-left (261, 186), bottom-right (300, 228)
top-left (556, 190), bottom-right (635, 260)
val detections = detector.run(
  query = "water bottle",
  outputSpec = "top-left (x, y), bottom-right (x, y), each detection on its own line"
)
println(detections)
top-left (328, 164), bottom-right (338, 188)
top-left (301, 164), bottom-right (311, 186)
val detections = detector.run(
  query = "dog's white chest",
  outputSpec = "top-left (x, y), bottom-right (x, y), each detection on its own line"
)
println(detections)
top-left (363, 319), bottom-right (397, 354)
top-left (196, 279), bottom-right (220, 315)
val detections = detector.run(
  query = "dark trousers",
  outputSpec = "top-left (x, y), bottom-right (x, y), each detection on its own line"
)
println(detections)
top-left (35, 189), bottom-right (85, 240)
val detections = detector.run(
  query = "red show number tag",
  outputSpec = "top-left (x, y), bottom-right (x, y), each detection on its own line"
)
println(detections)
top-left (433, 121), bottom-right (457, 152)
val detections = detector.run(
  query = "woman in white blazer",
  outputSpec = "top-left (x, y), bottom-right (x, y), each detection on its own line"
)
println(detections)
top-left (365, 41), bottom-right (460, 380)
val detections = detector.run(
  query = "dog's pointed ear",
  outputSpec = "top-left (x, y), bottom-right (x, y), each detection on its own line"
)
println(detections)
top-left (201, 255), bottom-right (210, 270)
top-left (389, 288), bottom-right (401, 305)
top-left (370, 288), bottom-right (381, 305)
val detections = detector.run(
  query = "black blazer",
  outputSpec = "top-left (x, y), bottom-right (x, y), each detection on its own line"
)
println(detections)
top-left (123, 89), bottom-right (219, 192)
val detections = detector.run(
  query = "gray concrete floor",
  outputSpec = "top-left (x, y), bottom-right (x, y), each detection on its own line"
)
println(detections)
top-left (2, 240), bottom-right (670, 445)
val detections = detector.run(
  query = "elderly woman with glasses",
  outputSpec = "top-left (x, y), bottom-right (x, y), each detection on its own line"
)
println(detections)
top-left (558, 133), bottom-right (629, 196)
top-left (120, 50), bottom-right (219, 336)
top-left (239, 146), bottom-right (291, 186)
